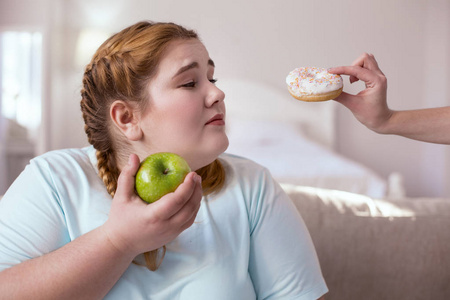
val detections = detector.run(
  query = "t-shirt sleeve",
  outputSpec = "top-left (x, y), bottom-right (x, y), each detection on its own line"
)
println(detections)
top-left (0, 158), bottom-right (70, 271)
top-left (247, 169), bottom-right (328, 300)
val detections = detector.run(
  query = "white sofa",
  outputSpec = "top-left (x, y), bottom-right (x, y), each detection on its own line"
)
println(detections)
top-left (282, 184), bottom-right (450, 300)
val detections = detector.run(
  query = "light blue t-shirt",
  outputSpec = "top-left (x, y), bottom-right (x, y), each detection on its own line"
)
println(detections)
top-left (0, 146), bottom-right (328, 299)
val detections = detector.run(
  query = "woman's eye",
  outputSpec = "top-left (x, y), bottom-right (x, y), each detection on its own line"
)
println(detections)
top-left (209, 78), bottom-right (218, 84)
top-left (182, 81), bottom-right (196, 88)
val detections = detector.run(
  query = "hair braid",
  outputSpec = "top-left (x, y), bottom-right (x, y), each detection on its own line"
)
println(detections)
top-left (81, 64), bottom-right (119, 197)
top-left (96, 149), bottom-right (120, 198)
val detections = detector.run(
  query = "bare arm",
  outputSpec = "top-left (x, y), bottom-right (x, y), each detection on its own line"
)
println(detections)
top-left (0, 227), bottom-right (134, 300)
top-left (381, 107), bottom-right (450, 144)
top-left (329, 53), bottom-right (450, 144)
top-left (0, 154), bottom-right (203, 299)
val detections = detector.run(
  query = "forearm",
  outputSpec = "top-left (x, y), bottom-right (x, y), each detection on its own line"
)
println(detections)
top-left (0, 226), bottom-right (135, 300)
top-left (378, 107), bottom-right (450, 144)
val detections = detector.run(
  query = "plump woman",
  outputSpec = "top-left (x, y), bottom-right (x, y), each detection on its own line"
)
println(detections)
top-left (0, 21), bottom-right (327, 299)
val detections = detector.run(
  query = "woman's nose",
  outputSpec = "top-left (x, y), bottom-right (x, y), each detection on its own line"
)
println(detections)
top-left (205, 84), bottom-right (225, 107)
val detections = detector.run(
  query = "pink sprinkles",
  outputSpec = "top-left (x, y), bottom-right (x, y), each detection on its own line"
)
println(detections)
top-left (290, 67), bottom-right (341, 87)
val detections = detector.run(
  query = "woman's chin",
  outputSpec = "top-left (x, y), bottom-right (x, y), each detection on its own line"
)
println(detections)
top-left (192, 140), bottom-right (229, 171)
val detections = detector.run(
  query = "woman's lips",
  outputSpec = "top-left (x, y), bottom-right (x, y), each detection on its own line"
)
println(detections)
top-left (205, 114), bottom-right (225, 125)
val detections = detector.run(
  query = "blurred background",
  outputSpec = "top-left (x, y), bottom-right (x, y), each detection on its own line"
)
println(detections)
top-left (0, 0), bottom-right (449, 197)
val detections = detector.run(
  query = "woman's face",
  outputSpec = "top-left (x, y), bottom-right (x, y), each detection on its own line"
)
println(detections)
top-left (138, 39), bottom-right (228, 171)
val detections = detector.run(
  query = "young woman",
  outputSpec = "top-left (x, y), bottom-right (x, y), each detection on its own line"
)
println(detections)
top-left (0, 21), bottom-right (327, 299)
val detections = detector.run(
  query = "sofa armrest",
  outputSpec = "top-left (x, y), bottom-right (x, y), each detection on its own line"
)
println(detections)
top-left (282, 184), bottom-right (450, 300)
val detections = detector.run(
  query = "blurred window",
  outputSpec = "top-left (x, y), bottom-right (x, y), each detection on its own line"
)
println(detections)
top-left (0, 30), bottom-right (42, 194)
top-left (1, 31), bottom-right (42, 139)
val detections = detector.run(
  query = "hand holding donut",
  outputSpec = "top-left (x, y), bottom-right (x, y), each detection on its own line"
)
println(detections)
top-left (328, 53), bottom-right (392, 133)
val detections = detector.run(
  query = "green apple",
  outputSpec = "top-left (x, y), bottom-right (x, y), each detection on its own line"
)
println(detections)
top-left (135, 152), bottom-right (191, 203)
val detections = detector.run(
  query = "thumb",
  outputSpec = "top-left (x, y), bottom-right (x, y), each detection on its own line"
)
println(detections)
top-left (115, 154), bottom-right (141, 200)
top-left (333, 91), bottom-right (360, 110)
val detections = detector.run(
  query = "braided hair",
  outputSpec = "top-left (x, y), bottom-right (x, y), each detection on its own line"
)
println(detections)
top-left (80, 21), bottom-right (226, 271)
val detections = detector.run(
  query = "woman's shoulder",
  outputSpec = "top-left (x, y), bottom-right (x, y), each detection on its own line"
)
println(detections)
top-left (220, 152), bottom-right (269, 173)
top-left (219, 153), bottom-right (273, 188)
top-left (27, 146), bottom-right (99, 187)
top-left (24, 146), bottom-right (105, 203)
top-left (31, 146), bottom-right (96, 170)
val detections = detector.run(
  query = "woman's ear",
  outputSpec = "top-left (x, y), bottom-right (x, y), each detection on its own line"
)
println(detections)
top-left (110, 100), bottom-right (143, 141)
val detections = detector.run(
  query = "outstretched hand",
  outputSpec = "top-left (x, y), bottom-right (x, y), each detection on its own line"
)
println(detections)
top-left (329, 53), bottom-right (391, 132)
top-left (102, 154), bottom-right (203, 258)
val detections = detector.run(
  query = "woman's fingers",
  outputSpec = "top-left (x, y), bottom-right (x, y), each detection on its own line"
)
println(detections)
top-left (168, 176), bottom-right (203, 228)
top-left (349, 75), bottom-right (359, 84)
top-left (115, 154), bottom-right (141, 201)
top-left (351, 53), bottom-right (384, 74)
top-left (329, 53), bottom-right (385, 85)
top-left (149, 172), bottom-right (202, 221)
top-left (328, 53), bottom-right (390, 131)
top-left (366, 53), bottom-right (384, 75)
top-left (329, 65), bottom-right (376, 86)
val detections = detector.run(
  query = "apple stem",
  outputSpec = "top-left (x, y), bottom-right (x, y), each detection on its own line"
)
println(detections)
top-left (163, 168), bottom-right (170, 175)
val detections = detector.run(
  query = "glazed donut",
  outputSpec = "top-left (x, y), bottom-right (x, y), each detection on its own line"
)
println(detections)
top-left (286, 67), bottom-right (343, 102)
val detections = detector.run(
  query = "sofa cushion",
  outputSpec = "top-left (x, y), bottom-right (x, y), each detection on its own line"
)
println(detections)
top-left (282, 184), bottom-right (450, 300)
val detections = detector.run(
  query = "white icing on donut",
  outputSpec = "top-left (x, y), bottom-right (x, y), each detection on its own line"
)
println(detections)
top-left (286, 67), bottom-right (343, 96)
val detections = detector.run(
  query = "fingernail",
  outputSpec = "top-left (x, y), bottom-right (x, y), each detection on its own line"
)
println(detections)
top-left (195, 174), bottom-right (202, 184)
top-left (327, 68), bottom-right (336, 74)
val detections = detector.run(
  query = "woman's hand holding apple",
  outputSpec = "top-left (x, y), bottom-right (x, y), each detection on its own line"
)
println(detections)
top-left (101, 154), bottom-right (203, 258)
